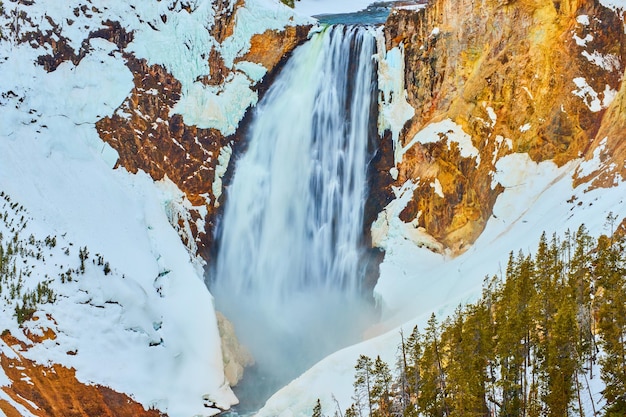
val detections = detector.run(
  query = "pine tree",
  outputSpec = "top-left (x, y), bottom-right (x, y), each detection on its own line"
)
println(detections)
top-left (418, 314), bottom-right (449, 417)
top-left (494, 252), bottom-right (527, 417)
top-left (371, 356), bottom-right (393, 417)
top-left (543, 296), bottom-right (578, 416)
top-left (344, 404), bottom-right (359, 417)
top-left (595, 233), bottom-right (626, 416)
top-left (443, 304), bottom-right (490, 417)
top-left (568, 225), bottom-right (595, 375)
top-left (404, 326), bottom-right (423, 416)
top-left (344, 225), bottom-right (625, 417)
top-left (312, 398), bottom-right (323, 417)
top-left (354, 355), bottom-right (374, 417)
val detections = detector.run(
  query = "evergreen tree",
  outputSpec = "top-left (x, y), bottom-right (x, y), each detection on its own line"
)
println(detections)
top-left (371, 356), bottom-right (393, 417)
top-left (343, 225), bottom-right (625, 417)
top-left (344, 404), bottom-right (359, 417)
top-left (354, 355), bottom-right (374, 417)
top-left (312, 398), bottom-right (323, 417)
top-left (494, 251), bottom-right (531, 417)
top-left (444, 304), bottom-right (490, 417)
top-left (595, 233), bottom-right (626, 416)
top-left (404, 326), bottom-right (423, 416)
top-left (568, 225), bottom-right (595, 375)
top-left (418, 314), bottom-right (449, 417)
top-left (544, 295), bottom-right (578, 416)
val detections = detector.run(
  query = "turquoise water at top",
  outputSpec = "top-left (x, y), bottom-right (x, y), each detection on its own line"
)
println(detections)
top-left (314, 2), bottom-right (393, 25)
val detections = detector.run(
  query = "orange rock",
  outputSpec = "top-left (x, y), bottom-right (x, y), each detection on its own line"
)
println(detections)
top-left (95, 24), bottom-right (311, 262)
top-left (381, 0), bottom-right (625, 252)
top-left (0, 332), bottom-right (164, 417)
top-left (239, 25), bottom-right (312, 74)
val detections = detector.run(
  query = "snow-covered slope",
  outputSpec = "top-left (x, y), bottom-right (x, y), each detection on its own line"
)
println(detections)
top-left (0, 36), bottom-right (235, 415)
top-left (0, 0), bottom-right (310, 415)
top-left (258, 151), bottom-right (626, 417)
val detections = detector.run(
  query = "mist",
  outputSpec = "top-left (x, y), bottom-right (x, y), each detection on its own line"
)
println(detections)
top-left (209, 24), bottom-right (380, 411)
top-left (211, 280), bottom-right (379, 411)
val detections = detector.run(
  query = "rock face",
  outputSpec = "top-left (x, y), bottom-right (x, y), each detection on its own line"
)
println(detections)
top-left (95, 57), bottom-right (230, 257)
top-left (4, 0), bottom-right (311, 261)
top-left (379, 0), bottom-right (625, 252)
top-left (0, 332), bottom-right (163, 417)
top-left (94, 10), bottom-right (311, 260)
top-left (216, 312), bottom-right (254, 386)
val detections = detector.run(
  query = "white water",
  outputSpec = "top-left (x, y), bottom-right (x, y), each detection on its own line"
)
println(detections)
top-left (211, 25), bottom-right (378, 407)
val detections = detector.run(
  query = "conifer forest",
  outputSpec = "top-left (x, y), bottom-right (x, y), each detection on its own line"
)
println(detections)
top-left (321, 219), bottom-right (626, 417)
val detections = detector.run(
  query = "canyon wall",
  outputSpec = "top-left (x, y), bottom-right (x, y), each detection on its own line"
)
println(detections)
top-left (378, 0), bottom-right (625, 252)
top-left (93, 3), bottom-right (311, 260)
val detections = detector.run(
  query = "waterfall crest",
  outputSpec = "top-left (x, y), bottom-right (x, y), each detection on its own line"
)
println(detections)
top-left (211, 25), bottom-right (378, 403)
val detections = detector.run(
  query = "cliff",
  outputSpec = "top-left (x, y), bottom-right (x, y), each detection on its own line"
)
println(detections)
top-left (0, 0), bottom-right (311, 415)
top-left (378, 0), bottom-right (625, 252)
top-left (95, 15), bottom-right (311, 259)
top-left (0, 332), bottom-right (164, 417)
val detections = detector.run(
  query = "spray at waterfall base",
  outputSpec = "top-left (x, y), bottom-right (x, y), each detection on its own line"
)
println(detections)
top-left (209, 25), bottom-right (385, 408)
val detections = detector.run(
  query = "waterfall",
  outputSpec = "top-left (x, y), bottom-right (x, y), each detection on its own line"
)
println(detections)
top-left (211, 25), bottom-right (378, 405)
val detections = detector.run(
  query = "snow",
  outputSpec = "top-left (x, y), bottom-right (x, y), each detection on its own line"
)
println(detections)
top-left (236, 61), bottom-right (269, 82)
top-left (0, 0), bottom-right (311, 412)
top-left (576, 137), bottom-right (609, 178)
top-left (581, 50), bottom-right (621, 71)
top-left (0, 388), bottom-right (37, 417)
top-left (598, 0), bottom-right (626, 11)
top-left (493, 135), bottom-right (513, 166)
top-left (221, 0), bottom-right (312, 68)
top-left (573, 32), bottom-right (593, 47)
top-left (172, 72), bottom-right (259, 136)
top-left (212, 143), bottom-right (233, 207)
top-left (431, 178), bottom-right (444, 198)
top-left (401, 119), bottom-right (481, 166)
top-left (124, 0), bottom-right (310, 135)
top-left (572, 79), bottom-right (618, 113)
top-left (371, 180), bottom-right (443, 254)
top-left (0, 123), bottom-right (236, 416)
top-left (396, 4), bottom-right (427, 11)
top-left (519, 123), bottom-right (531, 132)
top-left (572, 77), bottom-right (603, 112)
top-left (259, 146), bottom-right (626, 416)
top-left (577, 15), bottom-right (591, 25)
top-left (485, 106), bottom-right (497, 127)
top-left (376, 34), bottom-right (416, 166)
top-left (2, 0), bottom-right (292, 138)
top-left (603, 84), bottom-right (618, 108)
top-left (2, 1), bottom-right (624, 416)
top-left (0, 0), bottom-right (302, 414)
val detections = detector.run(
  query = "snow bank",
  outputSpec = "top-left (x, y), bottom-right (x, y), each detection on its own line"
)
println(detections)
top-left (598, 0), bottom-right (626, 11)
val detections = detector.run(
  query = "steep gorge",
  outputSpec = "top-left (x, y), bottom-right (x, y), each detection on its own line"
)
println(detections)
top-left (1, 0), bottom-right (626, 415)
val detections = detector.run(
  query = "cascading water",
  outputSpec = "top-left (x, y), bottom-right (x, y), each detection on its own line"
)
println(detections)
top-left (211, 24), bottom-right (379, 409)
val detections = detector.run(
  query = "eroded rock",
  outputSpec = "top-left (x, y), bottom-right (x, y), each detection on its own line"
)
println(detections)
top-left (380, 0), bottom-right (625, 252)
